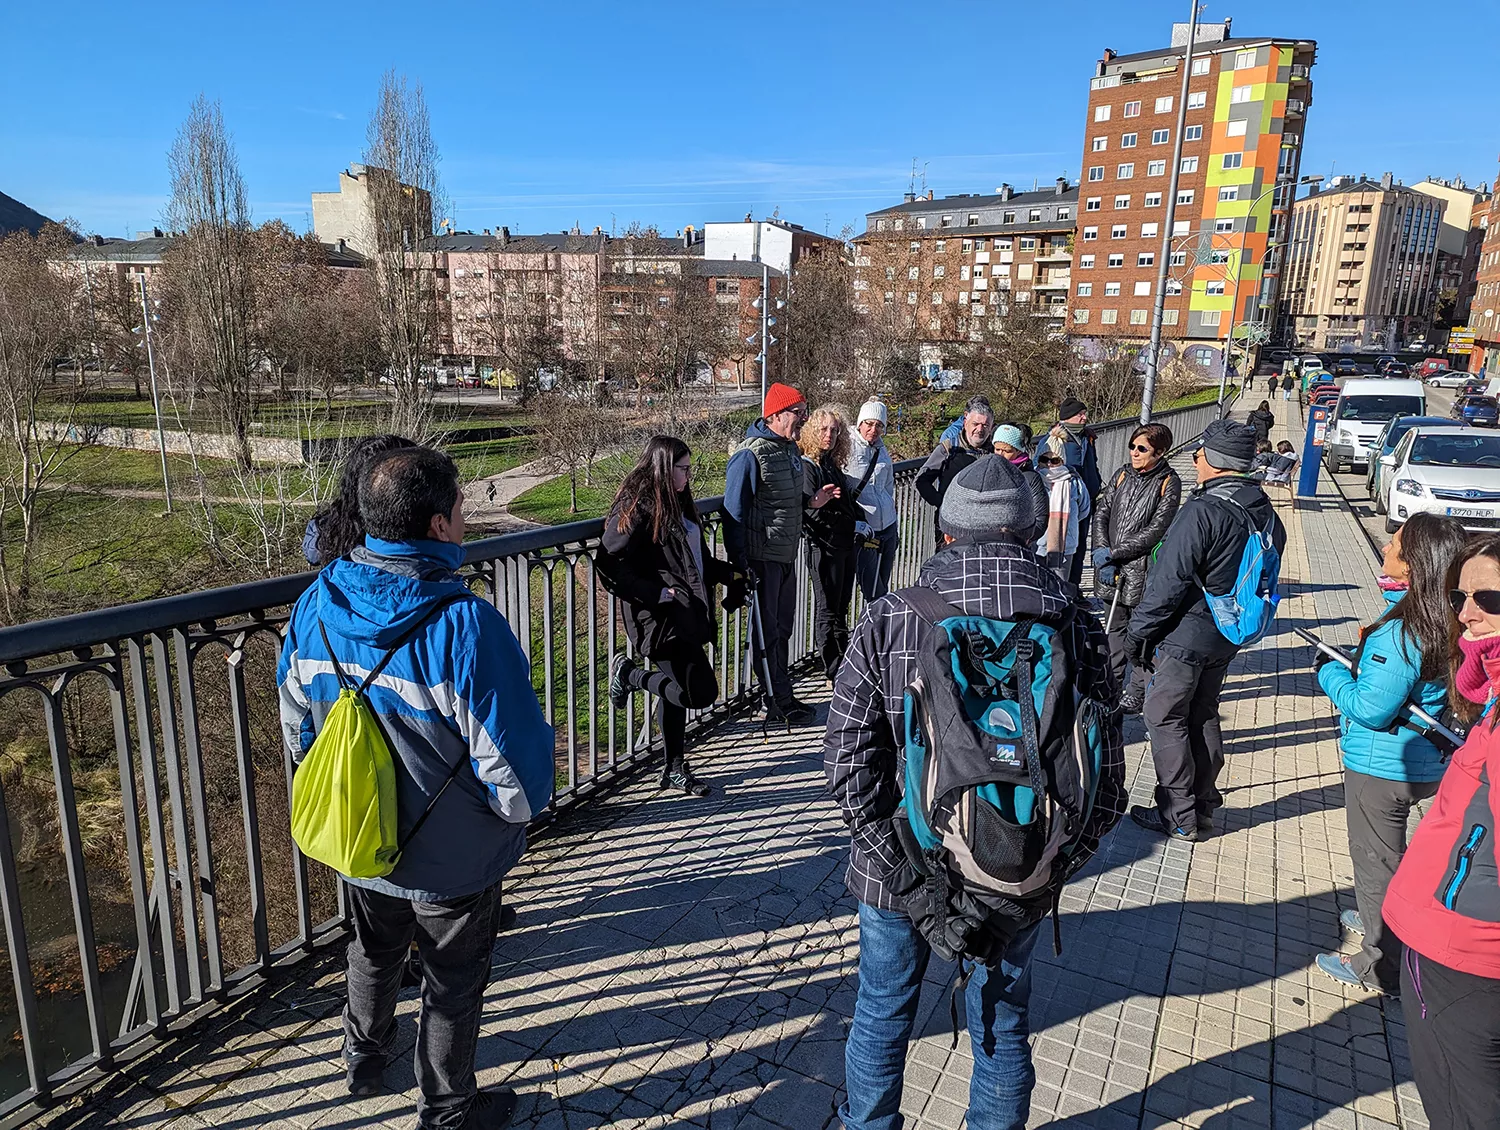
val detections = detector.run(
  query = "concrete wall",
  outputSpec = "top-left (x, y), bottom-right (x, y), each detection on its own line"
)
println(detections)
top-left (40, 422), bottom-right (305, 465)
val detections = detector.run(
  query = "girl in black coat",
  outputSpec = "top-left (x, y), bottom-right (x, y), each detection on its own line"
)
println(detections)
top-left (599, 436), bottom-right (743, 796)
top-left (1248, 400), bottom-right (1276, 444)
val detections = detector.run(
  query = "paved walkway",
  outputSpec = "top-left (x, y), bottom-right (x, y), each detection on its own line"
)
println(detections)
top-left (37, 396), bottom-right (1430, 1129)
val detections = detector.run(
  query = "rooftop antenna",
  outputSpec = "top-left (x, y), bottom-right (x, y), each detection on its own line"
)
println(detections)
top-left (611, 213), bottom-right (616, 236)
top-left (921, 162), bottom-right (929, 195)
top-left (909, 159), bottom-right (918, 197)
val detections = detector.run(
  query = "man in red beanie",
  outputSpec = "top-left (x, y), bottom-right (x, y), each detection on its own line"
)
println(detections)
top-left (723, 382), bottom-right (837, 723)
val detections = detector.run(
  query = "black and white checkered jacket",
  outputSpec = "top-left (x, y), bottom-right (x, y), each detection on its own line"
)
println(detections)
top-left (823, 539), bottom-right (1128, 911)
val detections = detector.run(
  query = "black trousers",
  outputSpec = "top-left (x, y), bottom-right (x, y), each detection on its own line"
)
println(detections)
top-left (749, 559), bottom-right (797, 704)
top-left (344, 881), bottom-right (503, 1129)
top-left (1401, 948), bottom-right (1500, 1129)
top-left (626, 643), bottom-right (719, 768)
top-left (808, 542), bottom-right (858, 680)
top-left (1104, 600), bottom-right (1146, 700)
top-left (1345, 770), bottom-right (1438, 993)
top-left (1143, 646), bottom-right (1233, 833)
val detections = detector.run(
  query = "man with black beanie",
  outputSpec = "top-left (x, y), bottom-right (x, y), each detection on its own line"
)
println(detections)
top-left (1126, 418), bottom-right (1285, 841)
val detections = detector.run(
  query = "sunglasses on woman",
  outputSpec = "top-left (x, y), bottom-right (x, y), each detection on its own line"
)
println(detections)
top-left (1130, 443), bottom-right (1157, 454)
top-left (1449, 589), bottom-right (1500, 616)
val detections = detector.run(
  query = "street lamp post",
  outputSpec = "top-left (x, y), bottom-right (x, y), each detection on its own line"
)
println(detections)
top-left (749, 264), bottom-right (784, 407)
top-left (136, 273), bottom-right (173, 513)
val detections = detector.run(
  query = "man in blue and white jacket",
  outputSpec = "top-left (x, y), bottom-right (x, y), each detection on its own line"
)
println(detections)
top-left (278, 445), bottom-right (553, 1130)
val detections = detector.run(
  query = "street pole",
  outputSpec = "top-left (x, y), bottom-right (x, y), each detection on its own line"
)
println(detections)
top-left (760, 263), bottom-right (770, 406)
top-left (136, 273), bottom-right (173, 513)
top-left (1140, 0), bottom-right (1200, 424)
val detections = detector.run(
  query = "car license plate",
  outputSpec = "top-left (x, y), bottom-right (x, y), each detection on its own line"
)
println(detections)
top-left (1447, 506), bottom-right (1492, 518)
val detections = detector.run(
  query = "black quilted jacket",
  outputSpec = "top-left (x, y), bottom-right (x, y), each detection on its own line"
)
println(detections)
top-left (1091, 460), bottom-right (1183, 608)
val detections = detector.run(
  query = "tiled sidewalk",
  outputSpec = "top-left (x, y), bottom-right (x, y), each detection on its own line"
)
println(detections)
top-left (37, 398), bottom-right (1427, 1129)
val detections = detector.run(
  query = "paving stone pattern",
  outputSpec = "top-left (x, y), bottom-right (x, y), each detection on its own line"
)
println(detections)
top-left (36, 399), bottom-right (1430, 1129)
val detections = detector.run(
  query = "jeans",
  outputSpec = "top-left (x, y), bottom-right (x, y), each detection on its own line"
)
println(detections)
top-left (344, 882), bottom-right (503, 1129)
top-left (749, 559), bottom-right (797, 704)
top-left (856, 523), bottom-right (900, 604)
top-left (1283, 388), bottom-right (1293, 400)
top-left (809, 542), bottom-right (858, 679)
top-left (841, 903), bottom-right (1041, 1130)
top-left (1345, 770), bottom-right (1438, 992)
top-left (626, 643), bottom-right (719, 769)
top-left (1143, 645), bottom-right (1233, 834)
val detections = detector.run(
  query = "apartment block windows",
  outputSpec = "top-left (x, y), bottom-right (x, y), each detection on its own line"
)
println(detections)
top-left (1226, 119), bottom-right (1247, 137)
top-left (1092, 137), bottom-right (1108, 151)
top-left (1235, 50), bottom-right (1257, 69)
top-left (1145, 192), bottom-right (1163, 207)
top-left (1121, 133), bottom-right (1138, 148)
top-left (1170, 250), bottom-right (1187, 266)
top-left (1114, 195), bottom-right (1131, 209)
top-left (1180, 157), bottom-right (1199, 174)
top-left (1029, 209), bottom-right (1042, 222)
top-left (908, 266), bottom-right (919, 280)
top-left (1147, 160), bottom-right (1167, 176)
top-left (1191, 57), bottom-right (1211, 75)
top-left (1117, 163), bottom-right (1135, 179)
top-left (1134, 281), bottom-right (1151, 296)
top-left (934, 240), bottom-right (946, 252)
top-left (1165, 279), bottom-right (1182, 295)
top-left (1079, 254), bottom-right (1095, 268)
top-left (1088, 166), bottom-right (1104, 182)
top-left (1086, 197), bottom-right (1101, 211)
top-left (1003, 211), bottom-right (1016, 223)
top-left (1074, 309), bottom-right (1089, 324)
top-left (940, 215), bottom-right (953, 227)
top-left (1162, 309), bottom-right (1180, 325)
top-left (1185, 124), bottom-right (1203, 141)
top-left (962, 239), bottom-right (973, 252)
top-left (933, 264), bottom-right (945, 278)
top-left (1152, 129), bottom-right (1170, 145)
top-left (1020, 237), bottom-right (1037, 250)
top-left (1137, 253), bottom-right (1155, 267)
top-left (1201, 310), bottom-right (1222, 327)
top-left (1111, 225), bottom-right (1127, 239)
top-left (1154, 96), bottom-right (1173, 113)
top-left (876, 218), bottom-right (888, 231)
top-left (1100, 309), bottom-right (1118, 325)
top-left (907, 292), bottom-right (917, 304)
top-left (1123, 101), bottom-right (1141, 117)
top-left (1130, 309), bottom-right (1149, 325)
top-left (1214, 218), bottom-right (1235, 233)
top-left (1205, 281), bottom-right (1225, 295)
top-left (1230, 85), bottom-right (1252, 104)
top-left (1104, 282), bottom-right (1121, 296)
top-left (1177, 189), bottom-right (1195, 205)
top-left (884, 266), bottom-right (895, 280)
top-left (1095, 104), bottom-right (1112, 121)
top-left (1083, 226), bottom-right (1098, 241)
top-left (1057, 207), bottom-right (1071, 221)
top-left (909, 241), bottom-right (920, 252)
top-left (1077, 282), bottom-right (1093, 296)
top-left (1222, 153), bottom-right (1243, 169)
top-left (1173, 220), bottom-right (1190, 235)
top-left (932, 292), bottom-right (943, 304)
top-left (1141, 222), bottom-right (1159, 238)
top-left (1107, 253), bottom-right (1124, 267)
top-left (1187, 91), bottom-right (1207, 109)
top-left (967, 214), bottom-right (979, 226)
top-left (1219, 186), bottom-right (1239, 201)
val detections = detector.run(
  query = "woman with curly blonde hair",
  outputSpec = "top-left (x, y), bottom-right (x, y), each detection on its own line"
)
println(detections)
top-left (800, 406), bottom-right (861, 680)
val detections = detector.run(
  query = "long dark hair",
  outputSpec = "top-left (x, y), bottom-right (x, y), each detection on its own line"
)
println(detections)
top-left (1373, 512), bottom-right (1469, 681)
top-left (1258, 399), bottom-right (1271, 413)
top-left (1447, 534), bottom-right (1500, 725)
top-left (611, 435), bottom-right (698, 544)
top-left (312, 434), bottom-right (418, 564)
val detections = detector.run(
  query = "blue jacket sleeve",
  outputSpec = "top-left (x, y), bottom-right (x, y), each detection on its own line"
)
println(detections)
top-left (452, 603), bottom-right (556, 823)
top-left (277, 596), bottom-right (316, 763)
top-left (721, 447), bottom-right (759, 565)
top-left (1318, 624), bottom-right (1422, 731)
top-left (939, 416), bottom-right (964, 445)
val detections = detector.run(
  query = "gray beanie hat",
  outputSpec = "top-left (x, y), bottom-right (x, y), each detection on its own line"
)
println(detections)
top-left (1200, 418), bottom-right (1258, 472)
top-left (939, 456), bottom-right (1036, 540)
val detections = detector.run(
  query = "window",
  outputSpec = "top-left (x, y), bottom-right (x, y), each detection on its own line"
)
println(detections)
top-left (1154, 96), bottom-right (1173, 113)
top-left (1083, 227), bottom-right (1101, 243)
top-left (1079, 254), bottom-right (1095, 268)
top-left (1219, 186), bottom-right (1239, 201)
top-left (1120, 132), bottom-right (1137, 148)
top-left (1177, 189), bottom-right (1195, 205)
top-left (1111, 224), bottom-right (1127, 239)
top-left (1147, 160), bottom-right (1167, 176)
top-left (909, 240), bottom-right (920, 252)
top-left (975, 238), bottom-right (987, 251)
top-left (1206, 281), bottom-right (1225, 295)
top-left (1028, 208), bottom-right (1042, 222)
top-left (1145, 192), bottom-right (1163, 207)
top-left (1141, 222), bottom-right (1158, 237)
top-left (1077, 282), bottom-right (1093, 296)
top-left (1130, 309), bottom-right (1149, 325)
top-left (1056, 207), bottom-right (1071, 221)
top-left (1100, 309), bottom-right (1118, 325)
top-left (1214, 218), bottom-right (1235, 233)
top-left (1187, 91), bottom-right (1207, 109)
top-left (933, 264), bottom-right (945, 278)
top-left (1117, 163), bottom-right (1135, 179)
top-left (1162, 309), bottom-right (1180, 325)
top-left (1229, 85), bottom-right (1252, 104)
top-left (916, 217), bottom-right (927, 229)
top-left (884, 266), bottom-right (895, 280)
top-left (1104, 282), bottom-right (1121, 296)
top-left (1088, 166), bottom-right (1104, 182)
top-left (1185, 124), bottom-right (1203, 141)
top-left (1201, 310), bottom-right (1222, 326)
top-left (970, 264), bottom-right (982, 277)
top-left (961, 238), bottom-right (973, 252)
top-left (1222, 152), bottom-right (1243, 169)
top-left (1086, 197), bottom-right (1101, 211)
top-left (908, 266), bottom-right (919, 280)
top-left (934, 239), bottom-right (946, 252)
top-left (1095, 104), bottom-right (1112, 121)
top-left (876, 218), bottom-right (888, 231)
top-left (1107, 253), bottom-right (1124, 267)
top-left (1137, 253), bottom-right (1155, 267)
top-left (907, 291), bottom-right (917, 304)
top-left (1235, 49), bottom-right (1258, 69)
top-left (1002, 211), bottom-right (1015, 223)
top-left (1074, 308), bottom-right (1090, 324)
top-left (940, 215), bottom-right (953, 227)
top-left (1132, 281), bottom-right (1151, 297)
top-left (1191, 57), bottom-right (1211, 75)
top-left (931, 291), bottom-right (943, 304)
top-left (1123, 101), bottom-right (1141, 117)
top-left (1170, 250), bottom-right (1186, 266)
top-left (967, 213), bottom-right (979, 226)
top-left (1226, 119), bottom-right (1247, 138)
top-left (1173, 220), bottom-right (1190, 235)
top-left (1092, 136), bottom-right (1108, 151)
top-left (1180, 156), bottom-right (1199, 174)
top-left (1114, 194), bottom-right (1131, 209)
top-left (1152, 129), bottom-right (1170, 145)
top-left (1165, 279), bottom-right (1182, 295)
top-left (1020, 237), bottom-right (1036, 250)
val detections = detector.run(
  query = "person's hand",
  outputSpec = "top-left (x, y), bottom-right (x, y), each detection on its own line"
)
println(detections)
top-left (659, 586), bottom-right (678, 604)
top-left (721, 575), bottom-right (747, 613)
top-left (1312, 648), bottom-right (1335, 672)
top-left (1092, 546), bottom-right (1112, 569)
top-left (854, 520), bottom-right (871, 538)
top-left (810, 483), bottom-right (841, 509)
top-left (1098, 563), bottom-right (1119, 588)
top-left (1127, 634), bottom-right (1154, 672)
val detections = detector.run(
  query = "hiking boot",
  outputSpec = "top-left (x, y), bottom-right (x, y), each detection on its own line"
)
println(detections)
top-left (780, 697), bottom-right (817, 724)
top-left (1119, 691), bottom-right (1145, 716)
top-left (661, 762), bottom-right (711, 798)
top-left (1340, 909), bottom-right (1365, 936)
top-left (608, 655), bottom-right (635, 710)
top-left (497, 904), bottom-right (518, 933)
top-left (1316, 952), bottom-right (1381, 993)
top-left (458, 1085), bottom-right (518, 1129)
top-left (1129, 804), bottom-right (1201, 842)
top-left (346, 1055), bottom-right (385, 1097)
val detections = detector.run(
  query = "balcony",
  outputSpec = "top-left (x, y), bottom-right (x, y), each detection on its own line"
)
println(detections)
top-left (1034, 247), bottom-right (1072, 263)
top-left (1033, 276), bottom-right (1071, 291)
top-left (1286, 98), bottom-right (1306, 115)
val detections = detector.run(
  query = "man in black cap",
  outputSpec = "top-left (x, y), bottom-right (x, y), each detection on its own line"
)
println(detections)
top-left (1125, 418), bottom-right (1285, 841)
top-left (1045, 398), bottom-right (1101, 586)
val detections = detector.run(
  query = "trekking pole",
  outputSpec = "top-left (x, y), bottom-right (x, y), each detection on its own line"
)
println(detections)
top-left (1104, 587), bottom-right (1122, 634)
top-left (1293, 626), bottom-right (1465, 750)
top-left (747, 585), bottom-right (789, 738)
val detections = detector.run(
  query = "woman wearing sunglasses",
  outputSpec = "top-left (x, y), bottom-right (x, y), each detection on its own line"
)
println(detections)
top-left (1312, 513), bottom-right (1468, 997)
top-left (1090, 423), bottom-right (1181, 714)
top-left (1383, 534), bottom-right (1500, 1127)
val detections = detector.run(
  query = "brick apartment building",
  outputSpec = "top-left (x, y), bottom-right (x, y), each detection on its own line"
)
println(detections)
top-left (1280, 175), bottom-right (1447, 351)
top-left (1412, 176), bottom-right (1491, 329)
top-left (851, 181), bottom-right (1077, 373)
top-left (1468, 173), bottom-right (1500, 377)
top-left (1069, 19), bottom-right (1316, 347)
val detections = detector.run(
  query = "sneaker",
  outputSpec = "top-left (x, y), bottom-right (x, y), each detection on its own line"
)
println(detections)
top-left (780, 697), bottom-right (817, 724)
top-left (661, 765), bottom-right (711, 798)
top-left (346, 1055), bottom-right (385, 1097)
top-left (1119, 692), bottom-right (1144, 716)
top-left (459, 1085), bottom-right (518, 1129)
top-left (1129, 804), bottom-right (1201, 842)
top-left (1340, 909), bottom-right (1365, 936)
top-left (1316, 952), bottom-right (1378, 992)
top-left (608, 655), bottom-right (635, 711)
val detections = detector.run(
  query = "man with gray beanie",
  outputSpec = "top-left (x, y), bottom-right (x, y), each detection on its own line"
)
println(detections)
top-left (825, 456), bottom-right (1126, 1130)
top-left (1126, 418), bottom-right (1286, 841)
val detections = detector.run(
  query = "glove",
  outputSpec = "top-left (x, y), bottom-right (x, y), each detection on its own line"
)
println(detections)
top-left (1312, 648), bottom-right (1334, 673)
top-left (721, 574), bottom-right (747, 613)
top-left (1098, 563), bottom-right (1119, 588)
top-left (1127, 634), bottom-right (1155, 672)
top-left (854, 520), bottom-right (871, 538)
top-left (1091, 546), bottom-right (1112, 569)
top-left (741, 567), bottom-right (760, 593)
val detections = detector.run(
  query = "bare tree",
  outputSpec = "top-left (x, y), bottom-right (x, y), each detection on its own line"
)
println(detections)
top-left (529, 387), bottom-right (624, 513)
top-left (783, 249), bottom-right (858, 407)
top-left (0, 223), bottom-right (86, 622)
top-left (945, 294), bottom-right (1078, 423)
top-left (161, 95), bottom-right (257, 469)
top-left (473, 249), bottom-right (567, 404)
top-left (363, 71), bottom-right (444, 439)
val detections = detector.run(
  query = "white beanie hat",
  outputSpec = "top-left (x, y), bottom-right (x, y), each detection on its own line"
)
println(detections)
top-left (857, 400), bottom-right (888, 426)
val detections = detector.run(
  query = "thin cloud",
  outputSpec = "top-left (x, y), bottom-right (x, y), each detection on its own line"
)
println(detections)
top-left (295, 107), bottom-right (347, 121)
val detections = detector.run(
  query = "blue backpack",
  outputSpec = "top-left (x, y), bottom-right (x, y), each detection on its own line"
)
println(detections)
top-left (1201, 492), bottom-right (1281, 646)
top-left (892, 587), bottom-right (1115, 965)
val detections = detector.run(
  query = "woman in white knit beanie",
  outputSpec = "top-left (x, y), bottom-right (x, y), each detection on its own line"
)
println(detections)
top-left (844, 400), bottom-right (900, 602)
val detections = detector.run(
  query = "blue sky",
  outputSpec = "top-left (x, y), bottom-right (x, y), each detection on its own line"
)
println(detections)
top-left (2, 1), bottom-right (1489, 241)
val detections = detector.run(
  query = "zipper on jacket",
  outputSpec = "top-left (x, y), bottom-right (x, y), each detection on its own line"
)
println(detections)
top-left (1405, 948), bottom-right (1427, 1019)
top-left (1439, 823), bottom-right (1488, 909)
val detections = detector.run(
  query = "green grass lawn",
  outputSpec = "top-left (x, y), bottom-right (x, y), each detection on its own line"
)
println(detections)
top-left (510, 448), bottom-right (733, 526)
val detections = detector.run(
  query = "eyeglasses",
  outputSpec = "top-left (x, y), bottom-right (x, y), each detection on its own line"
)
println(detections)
top-left (1449, 589), bottom-right (1500, 616)
top-left (1192, 447), bottom-right (1205, 460)
top-left (1130, 443), bottom-right (1157, 455)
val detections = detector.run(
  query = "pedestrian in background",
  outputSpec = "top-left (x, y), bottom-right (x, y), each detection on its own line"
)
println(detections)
top-left (916, 395), bottom-right (994, 550)
top-left (845, 401), bottom-right (899, 603)
top-left (1384, 535), bottom-right (1500, 1127)
top-left (1249, 399), bottom-right (1276, 445)
top-left (1282, 371), bottom-right (1296, 401)
top-left (1092, 422), bottom-right (1182, 714)
top-left (801, 406), bottom-right (861, 682)
top-left (992, 422), bottom-right (1049, 547)
top-left (1312, 513), bottom-right (1468, 995)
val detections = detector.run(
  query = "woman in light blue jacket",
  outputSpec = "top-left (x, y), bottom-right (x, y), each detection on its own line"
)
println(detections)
top-left (1313, 512), bottom-right (1469, 994)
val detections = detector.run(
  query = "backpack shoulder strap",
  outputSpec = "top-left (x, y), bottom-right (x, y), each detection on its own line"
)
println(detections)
top-left (358, 589), bottom-right (474, 694)
top-left (895, 585), bottom-right (961, 627)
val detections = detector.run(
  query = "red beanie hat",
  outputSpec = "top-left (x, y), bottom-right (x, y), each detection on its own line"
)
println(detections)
top-left (763, 382), bottom-right (805, 418)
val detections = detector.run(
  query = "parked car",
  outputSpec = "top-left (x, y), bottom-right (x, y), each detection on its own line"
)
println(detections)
top-left (1384, 426), bottom-right (1500, 534)
top-left (1268, 348), bottom-right (1292, 363)
top-left (1382, 361), bottom-right (1411, 377)
top-left (1366, 415), bottom-right (1462, 514)
top-left (1464, 378), bottom-right (1491, 397)
top-left (1374, 355), bottom-right (1398, 372)
top-left (1332, 357), bottom-right (1361, 377)
top-left (1426, 368), bottom-right (1469, 388)
top-left (1324, 378), bottom-right (1428, 473)
top-left (1417, 358), bottom-right (1454, 380)
top-left (1298, 354), bottom-right (1326, 374)
top-left (1454, 394), bottom-right (1500, 427)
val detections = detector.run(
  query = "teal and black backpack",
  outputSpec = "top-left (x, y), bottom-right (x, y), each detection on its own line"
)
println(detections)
top-left (892, 587), bottom-right (1114, 966)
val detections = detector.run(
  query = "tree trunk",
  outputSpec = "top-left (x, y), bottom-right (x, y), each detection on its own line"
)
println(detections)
top-left (568, 471), bottom-right (578, 514)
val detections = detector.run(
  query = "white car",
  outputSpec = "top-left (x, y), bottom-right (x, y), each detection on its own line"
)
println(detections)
top-left (1426, 369), bottom-right (1471, 389)
top-left (1383, 426), bottom-right (1500, 534)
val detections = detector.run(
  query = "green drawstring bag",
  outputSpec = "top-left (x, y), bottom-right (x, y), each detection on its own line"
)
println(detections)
top-left (290, 594), bottom-right (470, 879)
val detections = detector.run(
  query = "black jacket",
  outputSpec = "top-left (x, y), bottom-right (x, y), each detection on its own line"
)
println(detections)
top-left (597, 502), bottom-right (737, 657)
top-left (803, 454), bottom-right (861, 552)
top-left (1007, 454), bottom-right (1052, 547)
top-left (915, 437), bottom-right (989, 542)
top-left (1092, 460), bottom-right (1183, 607)
top-left (1248, 408), bottom-right (1276, 443)
top-left (1127, 475), bottom-right (1287, 661)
